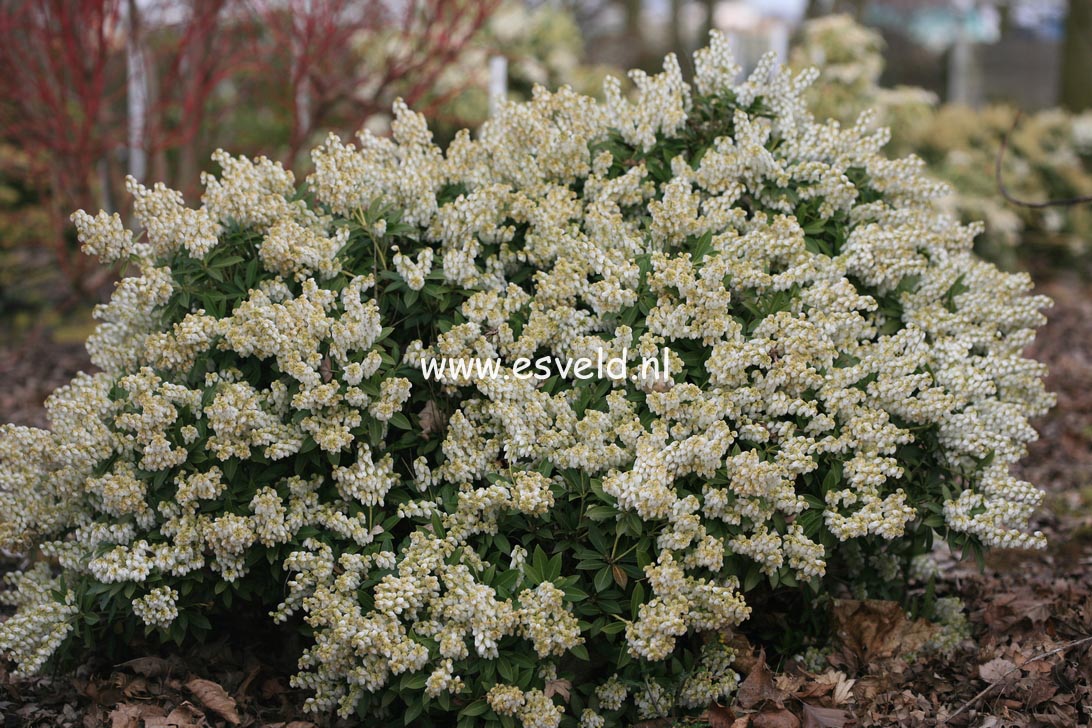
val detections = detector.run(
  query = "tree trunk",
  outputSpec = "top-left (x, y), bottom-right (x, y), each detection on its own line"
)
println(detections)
top-left (670, 0), bottom-right (683, 53)
top-left (1061, 0), bottom-right (1092, 111)
top-left (622, 0), bottom-right (644, 67)
top-left (126, 0), bottom-right (148, 182)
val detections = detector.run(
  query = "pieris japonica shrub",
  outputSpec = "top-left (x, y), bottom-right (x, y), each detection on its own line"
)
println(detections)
top-left (0, 34), bottom-right (1052, 727)
top-left (791, 14), bottom-right (1092, 270)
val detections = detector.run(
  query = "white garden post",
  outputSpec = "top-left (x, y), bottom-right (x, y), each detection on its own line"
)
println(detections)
top-left (489, 54), bottom-right (508, 118)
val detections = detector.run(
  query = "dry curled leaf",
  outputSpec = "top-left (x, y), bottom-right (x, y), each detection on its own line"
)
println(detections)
top-left (260, 676), bottom-right (287, 699)
top-left (983, 593), bottom-right (1052, 633)
top-left (117, 656), bottom-right (174, 678)
top-left (108, 704), bottom-right (144, 728)
top-left (752, 707), bottom-right (800, 728)
top-left (544, 677), bottom-right (572, 702)
top-left (144, 702), bottom-right (204, 728)
top-left (186, 677), bottom-right (241, 725)
top-left (234, 664), bottom-right (262, 699)
top-left (418, 400), bottom-right (446, 439)
top-left (720, 630), bottom-right (757, 674)
top-left (832, 599), bottom-right (937, 665)
top-left (737, 649), bottom-right (788, 709)
top-left (120, 675), bottom-right (150, 699)
top-left (801, 671), bottom-right (855, 706)
top-left (1025, 676), bottom-right (1059, 708)
top-left (698, 703), bottom-right (735, 728)
top-left (801, 703), bottom-right (852, 728)
top-left (774, 674), bottom-right (804, 694)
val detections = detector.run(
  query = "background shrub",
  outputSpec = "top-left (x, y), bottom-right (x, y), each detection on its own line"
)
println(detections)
top-left (791, 14), bottom-right (1092, 274)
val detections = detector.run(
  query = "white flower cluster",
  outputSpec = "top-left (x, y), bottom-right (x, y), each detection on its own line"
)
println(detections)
top-left (0, 32), bottom-right (1052, 726)
top-left (131, 586), bottom-right (180, 629)
top-left (0, 564), bottom-right (79, 675)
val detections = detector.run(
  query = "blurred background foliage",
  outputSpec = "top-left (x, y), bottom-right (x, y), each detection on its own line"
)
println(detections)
top-left (1, 0), bottom-right (1091, 343)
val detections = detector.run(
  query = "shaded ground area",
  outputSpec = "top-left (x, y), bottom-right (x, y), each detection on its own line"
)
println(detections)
top-left (0, 277), bottom-right (1090, 727)
top-left (0, 332), bottom-right (90, 429)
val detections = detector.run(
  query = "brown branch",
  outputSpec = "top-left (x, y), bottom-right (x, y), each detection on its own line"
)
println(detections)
top-left (942, 634), bottom-right (1092, 725)
top-left (997, 110), bottom-right (1092, 209)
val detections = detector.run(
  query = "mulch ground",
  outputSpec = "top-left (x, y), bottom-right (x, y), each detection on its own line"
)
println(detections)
top-left (1, 276), bottom-right (1090, 728)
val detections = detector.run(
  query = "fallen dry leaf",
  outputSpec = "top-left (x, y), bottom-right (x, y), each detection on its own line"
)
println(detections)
top-left (774, 674), bottom-right (805, 694)
top-left (108, 704), bottom-right (143, 728)
top-left (721, 630), bottom-right (758, 674)
top-left (801, 703), bottom-right (852, 728)
top-left (260, 676), bottom-right (287, 699)
top-left (978, 657), bottom-right (1018, 684)
top-left (234, 664), bottom-right (262, 700)
top-left (117, 656), bottom-right (175, 678)
top-left (983, 593), bottom-right (1052, 633)
top-left (144, 702), bottom-right (204, 728)
top-left (698, 703), bottom-right (735, 728)
top-left (121, 675), bottom-right (150, 698)
top-left (751, 707), bottom-right (800, 728)
top-left (1025, 675), bottom-right (1059, 708)
top-left (82, 705), bottom-right (107, 728)
top-left (802, 671), bottom-right (856, 706)
top-left (832, 599), bottom-right (938, 665)
top-left (186, 677), bottom-right (241, 725)
top-left (737, 649), bottom-right (789, 709)
top-left (831, 676), bottom-right (855, 707)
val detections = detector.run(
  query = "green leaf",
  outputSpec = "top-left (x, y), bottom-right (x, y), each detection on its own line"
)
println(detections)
top-left (532, 545), bottom-right (548, 576)
top-left (403, 700), bottom-right (423, 725)
top-left (593, 567), bottom-right (613, 593)
top-left (584, 505), bottom-right (616, 521)
top-left (631, 581), bottom-right (646, 619)
top-left (743, 564), bottom-right (762, 592)
top-left (546, 554), bottom-right (562, 583)
top-left (459, 700), bottom-right (489, 718)
top-left (562, 585), bottom-right (589, 601)
top-left (401, 672), bottom-right (428, 691)
top-left (923, 514), bottom-right (945, 529)
top-left (498, 657), bottom-right (515, 682)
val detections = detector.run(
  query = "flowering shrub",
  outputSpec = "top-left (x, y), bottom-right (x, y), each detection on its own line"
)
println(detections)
top-left (368, 0), bottom-right (614, 138)
top-left (791, 14), bottom-right (1092, 271)
top-left (0, 34), bottom-right (1053, 726)
top-left (789, 13), bottom-right (936, 147)
top-left (898, 104), bottom-right (1092, 269)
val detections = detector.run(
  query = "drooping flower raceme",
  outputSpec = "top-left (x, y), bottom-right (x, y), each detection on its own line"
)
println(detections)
top-left (0, 33), bottom-right (1051, 726)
